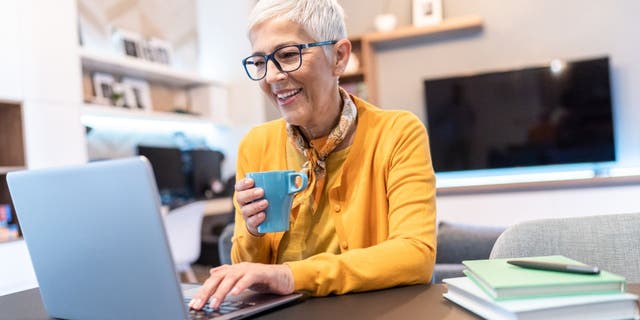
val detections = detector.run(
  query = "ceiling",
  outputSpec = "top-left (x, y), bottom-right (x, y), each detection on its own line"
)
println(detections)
top-left (78, 0), bottom-right (197, 47)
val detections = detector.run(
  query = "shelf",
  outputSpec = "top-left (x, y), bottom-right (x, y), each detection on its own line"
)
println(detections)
top-left (81, 103), bottom-right (224, 125)
top-left (0, 98), bottom-right (21, 105)
top-left (362, 15), bottom-right (484, 44)
top-left (340, 71), bottom-right (365, 83)
top-left (79, 47), bottom-right (216, 88)
top-left (356, 15), bottom-right (483, 104)
top-left (437, 171), bottom-right (640, 195)
top-left (0, 102), bottom-right (25, 169)
top-left (0, 167), bottom-right (25, 174)
top-left (342, 36), bottom-right (364, 84)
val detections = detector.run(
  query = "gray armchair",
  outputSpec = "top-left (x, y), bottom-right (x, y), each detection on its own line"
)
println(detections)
top-left (433, 221), bottom-right (504, 283)
top-left (218, 222), bottom-right (235, 265)
top-left (490, 212), bottom-right (640, 283)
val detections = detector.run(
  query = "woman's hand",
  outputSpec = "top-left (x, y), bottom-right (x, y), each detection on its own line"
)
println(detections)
top-left (235, 178), bottom-right (268, 236)
top-left (188, 263), bottom-right (294, 310)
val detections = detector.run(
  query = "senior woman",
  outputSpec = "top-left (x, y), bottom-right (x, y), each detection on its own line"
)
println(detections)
top-left (190, 0), bottom-right (436, 310)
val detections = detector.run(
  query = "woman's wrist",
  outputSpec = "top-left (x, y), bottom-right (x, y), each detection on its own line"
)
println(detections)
top-left (273, 264), bottom-right (295, 294)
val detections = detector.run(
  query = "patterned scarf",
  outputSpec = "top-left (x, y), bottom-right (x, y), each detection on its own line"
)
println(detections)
top-left (287, 87), bottom-right (357, 212)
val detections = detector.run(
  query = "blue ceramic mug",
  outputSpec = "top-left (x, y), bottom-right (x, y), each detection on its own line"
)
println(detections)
top-left (245, 170), bottom-right (309, 233)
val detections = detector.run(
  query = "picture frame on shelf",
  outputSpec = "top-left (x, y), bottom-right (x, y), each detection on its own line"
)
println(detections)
top-left (91, 72), bottom-right (116, 105)
top-left (121, 77), bottom-right (152, 111)
top-left (412, 0), bottom-right (443, 27)
top-left (139, 41), bottom-right (155, 62)
top-left (147, 37), bottom-right (173, 65)
top-left (110, 28), bottom-right (173, 65)
top-left (119, 83), bottom-right (139, 110)
top-left (111, 28), bottom-right (144, 58)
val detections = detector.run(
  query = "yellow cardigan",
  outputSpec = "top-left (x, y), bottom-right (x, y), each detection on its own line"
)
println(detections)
top-left (231, 95), bottom-right (437, 296)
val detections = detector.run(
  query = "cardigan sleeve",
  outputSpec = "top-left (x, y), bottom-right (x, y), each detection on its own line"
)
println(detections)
top-left (285, 112), bottom-right (437, 295)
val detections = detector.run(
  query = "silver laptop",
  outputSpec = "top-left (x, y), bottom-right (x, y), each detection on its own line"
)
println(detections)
top-left (7, 157), bottom-right (302, 320)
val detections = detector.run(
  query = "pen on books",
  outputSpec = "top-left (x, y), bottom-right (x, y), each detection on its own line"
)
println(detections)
top-left (507, 259), bottom-right (601, 275)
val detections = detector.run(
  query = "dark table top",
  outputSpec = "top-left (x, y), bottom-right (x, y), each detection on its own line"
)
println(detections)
top-left (254, 283), bottom-right (478, 320)
top-left (2, 283), bottom-right (638, 319)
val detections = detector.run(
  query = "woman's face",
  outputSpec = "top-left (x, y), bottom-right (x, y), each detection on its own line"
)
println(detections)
top-left (249, 18), bottom-right (341, 131)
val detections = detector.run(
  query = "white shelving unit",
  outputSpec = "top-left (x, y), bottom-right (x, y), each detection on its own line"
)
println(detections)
top-left (0, 167), bottom-right (25, 174)
top-left (81, 103), bottom-right (224, 125)
top-left (79, 46), bottom-right (229, 126)
top-left (79, 47), bottom-right (217, 88)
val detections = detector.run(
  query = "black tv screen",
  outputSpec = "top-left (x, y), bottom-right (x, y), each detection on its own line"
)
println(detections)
top-left (189, 149), bottom-right (225, 199)
top-left (424, 56), bottom-right (615, 173)
top-left (136, 145), bottom-right (188, 196)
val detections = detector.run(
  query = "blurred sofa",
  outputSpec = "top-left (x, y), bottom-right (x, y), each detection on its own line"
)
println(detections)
top-left (433, 221), bottom-right (505, 283)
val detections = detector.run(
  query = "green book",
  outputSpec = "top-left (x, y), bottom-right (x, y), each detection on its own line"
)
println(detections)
top-left (462, 255), bottom-right (626, 300)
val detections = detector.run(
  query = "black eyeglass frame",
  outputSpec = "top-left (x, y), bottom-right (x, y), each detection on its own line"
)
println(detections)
top-left (242, 40), bottom-right (338, 81)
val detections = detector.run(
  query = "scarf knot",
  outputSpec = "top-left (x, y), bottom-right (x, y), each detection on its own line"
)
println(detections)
top-left (287, 87), bottom-right (357, 211)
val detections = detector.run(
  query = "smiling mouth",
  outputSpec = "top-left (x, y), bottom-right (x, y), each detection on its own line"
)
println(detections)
top-left (276, 88), bottom-right (302, 101)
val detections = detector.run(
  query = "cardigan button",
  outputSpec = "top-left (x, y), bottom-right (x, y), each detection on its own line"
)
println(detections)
top-left (334, 204), bottom-right (341, 213)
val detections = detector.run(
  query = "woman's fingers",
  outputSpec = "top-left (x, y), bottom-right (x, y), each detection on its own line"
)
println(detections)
top-left (189, 266), bottom-right (227, 309)
top-left (188, 263), bottom-right (295, 311)
top-left (208, 271), bottom-right (246, 308)
top-left (234, 179), bottom-right (267, 235)
top-left (234, 178), bottom-right (254, 192)
top-left (235, 180), bottom-right (264, 208)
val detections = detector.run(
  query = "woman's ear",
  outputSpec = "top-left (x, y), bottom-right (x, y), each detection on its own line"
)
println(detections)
top-left (333, 39), bottom-right (352, 77)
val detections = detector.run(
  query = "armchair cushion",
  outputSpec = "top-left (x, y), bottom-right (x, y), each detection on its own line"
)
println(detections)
top-left (433, 221), bottom-right (504, 283)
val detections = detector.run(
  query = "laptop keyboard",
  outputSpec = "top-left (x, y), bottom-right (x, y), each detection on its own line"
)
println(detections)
top-left (185, 299), bottom-right (256, 319)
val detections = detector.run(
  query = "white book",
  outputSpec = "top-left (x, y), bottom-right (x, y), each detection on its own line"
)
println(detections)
top-left (443, 277), bottom-right (640, 320)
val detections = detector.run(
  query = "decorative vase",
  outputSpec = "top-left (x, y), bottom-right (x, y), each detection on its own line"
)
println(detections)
top-left (374, 13), bottom-right (398, 32)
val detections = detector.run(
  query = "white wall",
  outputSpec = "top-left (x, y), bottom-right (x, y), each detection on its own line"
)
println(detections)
top-left (437, 183), bottom-right (640, 227)
top-left (373, 0), bottom-right (640, 167)
top-left (19, 0), bottom-right (88, 168)
top-left (197, 0), bottom-right (265, 126)
top-left (0, 1), bottom-right (23, 102)
top-left (197, 0), bottom-right (266, 177)
top-left (1, 3), bottom-right (87, 296)
top-left (338, 0), bottom-right (640, 227)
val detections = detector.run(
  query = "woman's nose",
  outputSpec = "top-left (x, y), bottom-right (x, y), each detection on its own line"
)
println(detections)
top-left (264, 59), bottom-right (287, 83)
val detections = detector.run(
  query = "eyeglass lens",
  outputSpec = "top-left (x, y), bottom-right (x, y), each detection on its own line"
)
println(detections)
top-left (244, 45), bottom-right (303, 80)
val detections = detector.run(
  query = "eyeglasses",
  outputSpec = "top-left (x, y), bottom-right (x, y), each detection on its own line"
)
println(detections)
top-left (242, 40), bottom-right (337, 81)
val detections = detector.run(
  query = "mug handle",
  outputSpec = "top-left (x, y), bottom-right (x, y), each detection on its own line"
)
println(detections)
top-left (288, 172), bottom-right (308, 194)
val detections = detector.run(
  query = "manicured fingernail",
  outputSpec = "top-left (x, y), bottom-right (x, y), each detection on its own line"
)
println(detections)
top-left (254, 188), bottom-right (262, 196)
top-left (210, 297), bottom-right (218, 308)
top-left (189, 298), bottom-right (200, 308)
top-left (231, 287), bottom-right (240, 295)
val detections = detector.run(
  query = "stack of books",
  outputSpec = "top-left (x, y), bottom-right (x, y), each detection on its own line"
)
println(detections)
top-left (443, 255), bottom-right (640, 320)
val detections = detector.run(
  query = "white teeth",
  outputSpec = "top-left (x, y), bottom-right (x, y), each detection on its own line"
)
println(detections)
top-left (276, 89), bottom-right (300, 99)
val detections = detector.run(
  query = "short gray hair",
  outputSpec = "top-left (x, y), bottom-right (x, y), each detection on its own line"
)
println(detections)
top-left (248, 0), bottom-right (348, 43)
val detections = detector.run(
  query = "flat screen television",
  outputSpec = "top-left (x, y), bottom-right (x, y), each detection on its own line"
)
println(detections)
top-left (424, 56), bottom-right (615, 173)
